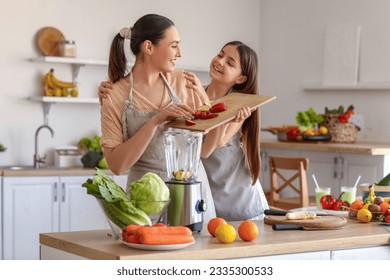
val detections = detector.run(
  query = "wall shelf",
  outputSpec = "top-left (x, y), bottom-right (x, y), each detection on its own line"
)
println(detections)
top-left (29, 97), bottom-right (99, 125)
top-left (303, 83), bottom-right (390, 91)
top-left (29, 96), bottom-right (99, 104)
top-left (29, 56), bottom-right (208, 124)
top-left (30, 56), bottom-right (112, 84)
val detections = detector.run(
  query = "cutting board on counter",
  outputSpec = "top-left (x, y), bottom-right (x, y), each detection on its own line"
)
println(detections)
top-left (165, 93), bottom-right (276, 133)
top-left (264, 215), bottom-right (347, 230)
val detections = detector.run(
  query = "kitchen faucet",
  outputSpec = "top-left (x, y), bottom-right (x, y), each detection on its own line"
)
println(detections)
top-left (34, 124), bottom-right (54, 168)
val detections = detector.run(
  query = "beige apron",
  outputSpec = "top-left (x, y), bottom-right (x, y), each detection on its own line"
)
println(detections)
top-left (122, 72), bottom-right (216, 223)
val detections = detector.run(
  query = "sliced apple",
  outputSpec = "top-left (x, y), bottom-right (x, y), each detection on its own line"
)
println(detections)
top-left (197, 104), bottom-right (211, 112)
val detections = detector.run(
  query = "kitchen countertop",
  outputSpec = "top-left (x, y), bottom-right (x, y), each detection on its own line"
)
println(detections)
top-left (0, 166), bottom-right (124, 177)
top-left (39, 219), bottom-right (390, 260)
top-left (260, 139), bottom-right (390, 155)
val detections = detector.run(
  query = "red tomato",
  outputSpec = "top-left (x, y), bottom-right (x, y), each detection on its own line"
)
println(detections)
top-left (121, 231), bottom-right (128, 240)
top-left (384, 209), bottom-right (390, 216)
top-left (385, 215), bottom-right (390, 224)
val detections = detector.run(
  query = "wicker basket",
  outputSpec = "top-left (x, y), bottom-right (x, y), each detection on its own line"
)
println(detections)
top-left (324, 114), bottom-right (358, 143)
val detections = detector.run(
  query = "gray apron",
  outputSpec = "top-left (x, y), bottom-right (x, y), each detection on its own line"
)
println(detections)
top-left (122, 72), bottom-right (216, 222)
top-left (201, 131), bottom-right (269, 221)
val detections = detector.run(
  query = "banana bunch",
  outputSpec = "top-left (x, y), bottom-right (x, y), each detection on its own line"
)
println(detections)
top-left (43, 69), bottom-right (78, 97)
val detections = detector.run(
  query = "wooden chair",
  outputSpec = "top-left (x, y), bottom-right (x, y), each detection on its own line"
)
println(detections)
top-left (268, 155), bottom-right (315, 210)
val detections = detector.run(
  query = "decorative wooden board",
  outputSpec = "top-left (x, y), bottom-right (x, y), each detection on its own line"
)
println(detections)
top-left (165, 93), bottom-right (276, 132)
top-left (264, 215), bottom-right (347, 230)
top-left (36, 27), bottom-right (65, 56)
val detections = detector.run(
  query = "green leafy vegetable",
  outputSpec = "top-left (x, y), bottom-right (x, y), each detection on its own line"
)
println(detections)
top-left (82, 168), bottom-right (152, 228)
top-left (296, 107), bottom-right (324, 132)
top-left (130, 172), bottom-right (170, 215)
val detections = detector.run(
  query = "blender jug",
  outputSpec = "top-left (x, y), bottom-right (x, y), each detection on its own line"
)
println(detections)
top-left (164, 128), bottom-right (206, 232)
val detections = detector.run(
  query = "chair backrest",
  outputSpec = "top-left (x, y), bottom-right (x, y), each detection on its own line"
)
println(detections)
top-left (268, 155), bottom-right (310, 210)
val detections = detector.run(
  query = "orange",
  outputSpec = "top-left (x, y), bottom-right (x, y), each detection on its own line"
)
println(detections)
top-left (350, 200), bottom-right (364, 210)
top-left (379, 202), bottom-right (390, 213)
top-left (207, 217), bottom-right (227, 237)
top-left (215, 224), bottom-right (236, 244)
top-left (238, 220), bottom-right (259, 242)
top-left (357, 209), bottom-right (372, 223)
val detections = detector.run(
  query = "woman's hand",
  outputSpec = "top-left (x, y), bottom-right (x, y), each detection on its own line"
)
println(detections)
top-left (152, 103), bottom-right (195, 125)
top-left (232, 106), bottom-right (252, 122)
top-left (183, 71), bottom-right (209, 106)
top-left (98, 81), bottom-right (113, 105)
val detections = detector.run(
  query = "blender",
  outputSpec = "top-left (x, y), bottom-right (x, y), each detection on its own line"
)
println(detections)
top-left (164, 128), bottom-right (206, 232)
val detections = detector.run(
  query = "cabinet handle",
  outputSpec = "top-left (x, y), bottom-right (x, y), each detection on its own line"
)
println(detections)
top-left (261, 151), bottom-right (268, 172)
top-left (53, 182), bottom-right (58, 202)
top-left (61, 182), bottom-right (66, 202)
top-left (339, 156), bottom-right (344, 180)
top-left (333, 157), bottom-right (338, 179)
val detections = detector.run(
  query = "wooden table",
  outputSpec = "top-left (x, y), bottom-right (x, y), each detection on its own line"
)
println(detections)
top-left (40, 219), bottom-right (390, 260)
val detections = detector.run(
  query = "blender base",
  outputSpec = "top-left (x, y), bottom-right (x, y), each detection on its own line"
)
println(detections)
top-left (186, 222), bottom-right (203, 232)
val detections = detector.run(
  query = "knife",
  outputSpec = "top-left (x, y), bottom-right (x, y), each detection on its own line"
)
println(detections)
top-left (264, 209), bottom-right (329, 216)
top-left (272, 224), bottom-right (304, 231)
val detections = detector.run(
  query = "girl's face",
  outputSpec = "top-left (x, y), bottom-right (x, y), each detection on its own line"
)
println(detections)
top-left (209, 44), bottom-right (246, 86)
top-left (149, 26), bottom-right (182, 72)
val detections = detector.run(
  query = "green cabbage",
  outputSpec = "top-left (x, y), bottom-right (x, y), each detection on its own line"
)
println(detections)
top-left (130, 172), bottom-right (170, 215)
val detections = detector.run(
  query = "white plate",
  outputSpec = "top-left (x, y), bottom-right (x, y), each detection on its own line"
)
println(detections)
top-left (119, 239), bottom-right (196, 251)
top-left (323, 209), bottom-right (349, 217)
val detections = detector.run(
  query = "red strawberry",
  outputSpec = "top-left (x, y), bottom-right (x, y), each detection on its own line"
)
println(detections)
top-left (210, 102), bottom-right (227, 113)
top-left (200, 113), bottom-right (218, 119)
top-left (193, 110), bottom-right (202, 119)
top-left (185, 119), bottom-right (196, 126)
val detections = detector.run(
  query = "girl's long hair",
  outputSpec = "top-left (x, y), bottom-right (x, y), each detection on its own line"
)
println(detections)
top-left (225, 41), bottom-right (261, 185)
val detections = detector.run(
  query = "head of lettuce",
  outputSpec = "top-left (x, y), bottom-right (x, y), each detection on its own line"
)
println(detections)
top-left (129, 172), bottom-right (170, 215)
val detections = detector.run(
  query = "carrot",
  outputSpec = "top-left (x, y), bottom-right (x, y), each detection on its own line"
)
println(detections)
top-left (139, 234), bottom-right (194, 245)
top-left (125, 224), bottom-right (141, 235)
top-left (135, 226), bottom-right (192, 236)
top-left (126, 235), bottom-right (140, 244)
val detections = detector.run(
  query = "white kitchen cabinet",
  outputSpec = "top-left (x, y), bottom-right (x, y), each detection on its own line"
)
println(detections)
top-left (58, 176), bottom-right (109, 232)
top-left (260, 147), bottom-right (390, 198)
top-left (0, 175), bottom-right (3, 260)
top-left (2, 175), bottom-right (109, 260)
top-left (305, 151), bottom-right (388, 197)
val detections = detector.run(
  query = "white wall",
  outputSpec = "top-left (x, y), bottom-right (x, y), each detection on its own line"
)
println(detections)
top-left (0, 0), bottom-right (261, 166)
top-left (259, 0), bottom-right (390, 142)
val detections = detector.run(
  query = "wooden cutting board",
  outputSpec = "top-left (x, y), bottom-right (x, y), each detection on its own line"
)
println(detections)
top-left (165, 93), bottom-right (276, 132)
top-left (36, 26), bottom-right (65, 56)
top-left (264, 215), bottom-right (347, 230)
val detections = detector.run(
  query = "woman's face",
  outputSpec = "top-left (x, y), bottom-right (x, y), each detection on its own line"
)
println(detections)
top-left (209, 44), bottom-right (245, 86)
top-left (150, 26), bottom-right (182, 72)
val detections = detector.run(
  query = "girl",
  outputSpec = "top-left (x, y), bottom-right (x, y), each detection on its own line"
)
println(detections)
top-left (183, 41), bottom-right (269, 221)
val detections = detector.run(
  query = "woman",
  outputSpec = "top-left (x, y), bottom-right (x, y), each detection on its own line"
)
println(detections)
top-left (100, 14), bottom-right (215, 221)
top-left (183, 41), bottom-right (269, 221)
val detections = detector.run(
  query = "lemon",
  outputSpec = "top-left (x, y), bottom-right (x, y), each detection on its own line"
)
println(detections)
top-left (215, 224), bottom-right (236, 244)
top-left (357, 209), bottom-right (372, 223)
top-left (319, 126), bottom-right (328, 135)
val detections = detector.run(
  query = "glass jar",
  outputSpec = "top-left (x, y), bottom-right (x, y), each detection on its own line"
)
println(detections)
top-left (61, 40), bottom-right (77, 57)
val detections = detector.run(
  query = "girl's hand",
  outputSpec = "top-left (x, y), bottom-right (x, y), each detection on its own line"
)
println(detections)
top-left (98, 81), bottom-right (113, 105)
top-left (153, 103), bottom-right (195, 125)
top-left (183, 71), bottom-right (209, 105)
top-left (233, 106), bottom-right (251, 122)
